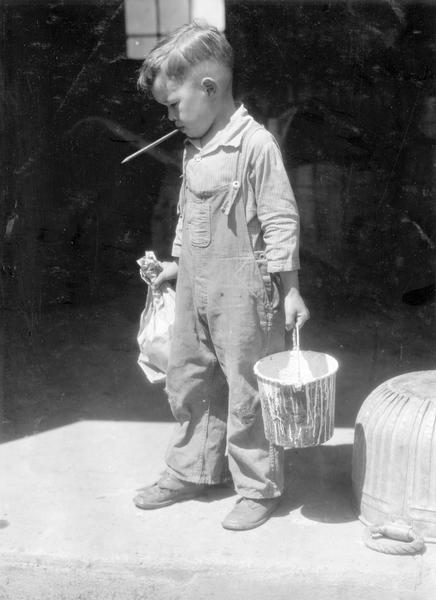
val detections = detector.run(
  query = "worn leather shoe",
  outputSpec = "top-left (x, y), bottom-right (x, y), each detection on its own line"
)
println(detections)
top-left (222, 497), bottom-right (281, 531)
top-left (133, 472), bottom-right (206, 510)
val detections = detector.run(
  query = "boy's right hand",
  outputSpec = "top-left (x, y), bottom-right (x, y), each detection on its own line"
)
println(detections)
top-left (153, 260), bottom-right (179, 288)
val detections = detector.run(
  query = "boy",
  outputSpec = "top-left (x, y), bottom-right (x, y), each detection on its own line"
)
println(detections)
top-left (133, 22), bottom-right (310, 530)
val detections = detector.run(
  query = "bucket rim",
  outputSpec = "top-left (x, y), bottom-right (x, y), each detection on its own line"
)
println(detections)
top-left (254, 349), bottom-right (339, 385)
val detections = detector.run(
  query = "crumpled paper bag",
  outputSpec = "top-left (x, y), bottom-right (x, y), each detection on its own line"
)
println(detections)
top-left (136, 251), bottom-right (175, 384)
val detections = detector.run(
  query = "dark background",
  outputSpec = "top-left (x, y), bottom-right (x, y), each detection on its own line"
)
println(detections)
top-left (1, 0), bottom-right (435, 440)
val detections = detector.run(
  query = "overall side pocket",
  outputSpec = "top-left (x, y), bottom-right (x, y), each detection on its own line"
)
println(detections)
top-left (254, 254), bottom-right (281, 311)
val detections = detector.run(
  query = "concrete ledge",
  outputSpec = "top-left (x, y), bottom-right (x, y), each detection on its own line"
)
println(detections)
top-left (1, 553), bottom-right (435, 600)
top-left (1, 422), bottom-right (434, 599)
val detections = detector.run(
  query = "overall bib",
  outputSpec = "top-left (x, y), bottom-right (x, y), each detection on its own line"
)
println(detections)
top-left (165, 124), bottom-right (286, 499)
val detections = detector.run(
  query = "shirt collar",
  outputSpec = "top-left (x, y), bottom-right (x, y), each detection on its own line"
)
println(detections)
top-left (185, 104), bottom-right (255, 156)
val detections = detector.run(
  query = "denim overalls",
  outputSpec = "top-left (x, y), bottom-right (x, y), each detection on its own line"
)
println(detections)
top-left (165, 123), bottom-right (286, 499)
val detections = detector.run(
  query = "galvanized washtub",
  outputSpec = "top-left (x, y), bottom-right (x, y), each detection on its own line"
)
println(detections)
top-left (352, 370), bottom-right (436, 554)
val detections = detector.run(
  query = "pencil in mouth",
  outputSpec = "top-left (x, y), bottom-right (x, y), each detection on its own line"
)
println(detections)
top-left (121, 129), bottom-right (179, 164)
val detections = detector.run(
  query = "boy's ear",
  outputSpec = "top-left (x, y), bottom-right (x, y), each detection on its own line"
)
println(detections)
top-left (201, 77), bottom-right (217, 96)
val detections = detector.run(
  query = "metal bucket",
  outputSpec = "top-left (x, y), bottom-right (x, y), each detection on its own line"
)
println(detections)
top-left (352, 370), bottom-right (436, 552)
top-left (254, 340), bottom-right (339, 448)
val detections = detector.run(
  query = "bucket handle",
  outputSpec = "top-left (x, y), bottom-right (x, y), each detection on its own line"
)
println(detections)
top-left (292, 325), bottom-right (302, 387)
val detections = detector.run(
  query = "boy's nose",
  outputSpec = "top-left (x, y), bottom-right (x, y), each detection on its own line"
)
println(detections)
top-left (168, 108), bottom-right (176, 121)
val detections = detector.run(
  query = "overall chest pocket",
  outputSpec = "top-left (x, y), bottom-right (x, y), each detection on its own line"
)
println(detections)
top-left (185, 182), bottom-right (231, 248)
top-left (187, 197), bottom-right (211, 248)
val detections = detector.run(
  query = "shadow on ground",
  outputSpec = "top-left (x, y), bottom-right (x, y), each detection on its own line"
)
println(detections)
top-left (134, 443), bottom-right (356, 525)
top-left (282, 444), bottom-right (356, 524)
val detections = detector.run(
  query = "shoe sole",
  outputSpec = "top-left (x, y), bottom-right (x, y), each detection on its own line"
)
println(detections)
top-left (133, 489), bottom-right (205, 510)
top-left (221, 514), bottom-right (272, 531)
top-left (221, 501), bottom-right (281, 531)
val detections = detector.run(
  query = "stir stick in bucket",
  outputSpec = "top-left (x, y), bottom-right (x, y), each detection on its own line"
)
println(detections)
top-left (292, 325), bottom-right (302, 388)
top-left (121, 129), bottom-right (179, 164)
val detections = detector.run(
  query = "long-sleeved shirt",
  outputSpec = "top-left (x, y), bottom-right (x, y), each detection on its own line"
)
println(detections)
top-left (171, 104), bottom-right (300, 273)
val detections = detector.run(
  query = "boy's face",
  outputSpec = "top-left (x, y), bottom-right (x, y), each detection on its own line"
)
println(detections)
top-left (152, 72), bottom-right (216, 140)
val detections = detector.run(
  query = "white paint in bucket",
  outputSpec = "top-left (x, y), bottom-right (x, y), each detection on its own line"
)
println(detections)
top-left (257, 350), bottom-right (338, 386)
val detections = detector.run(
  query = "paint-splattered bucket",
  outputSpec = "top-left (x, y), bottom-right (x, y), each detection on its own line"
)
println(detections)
top-left (254, 330), bottom-right (339, 448)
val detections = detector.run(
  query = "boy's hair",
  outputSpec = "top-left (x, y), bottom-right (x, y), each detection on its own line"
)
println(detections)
top-left (137, 21), bottom-right (233, 96)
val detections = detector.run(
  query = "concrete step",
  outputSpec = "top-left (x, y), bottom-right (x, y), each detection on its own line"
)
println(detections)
top-left (0, 422), bottom-right (434, 600)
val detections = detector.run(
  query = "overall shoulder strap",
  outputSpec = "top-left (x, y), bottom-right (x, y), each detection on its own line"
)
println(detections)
top-left (221, 122), bottom-right (265, 216)
top-left (176, 147), bottom-right (187, 216)
top-left (238, 122), bottom-right (265, 181)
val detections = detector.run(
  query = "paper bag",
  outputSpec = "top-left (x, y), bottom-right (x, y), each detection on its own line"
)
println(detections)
top-left (136, 251), bottom-right (175, 384)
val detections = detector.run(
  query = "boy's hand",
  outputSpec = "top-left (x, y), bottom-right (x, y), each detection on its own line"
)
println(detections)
top-left (283, 288), bottom-right (310, 330)
top-left (279, 270), bottom-right (310, 331)
top-left (153, 260), bottom-right (179, 288)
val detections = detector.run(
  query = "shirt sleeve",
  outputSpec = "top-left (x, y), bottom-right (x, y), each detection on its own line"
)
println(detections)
top-left (248, 132), bottom-right (300, 273)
